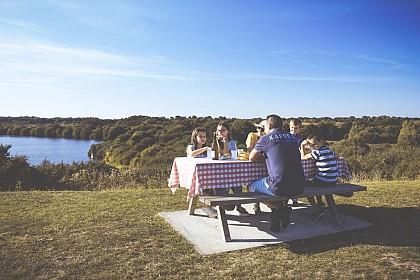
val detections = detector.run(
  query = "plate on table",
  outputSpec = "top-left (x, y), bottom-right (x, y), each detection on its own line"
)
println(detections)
top-left (219, 154), bottom-right (232, 160)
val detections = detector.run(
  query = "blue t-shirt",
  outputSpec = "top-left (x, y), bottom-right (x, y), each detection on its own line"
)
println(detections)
top-left (227, 139), bottom-right (237, 152)
top-left (218, 139), bottom-right (237, 153)
top-left (254, 128), bottom-right (305, 196)
top-left (294, 133), bottom-right (302, 145)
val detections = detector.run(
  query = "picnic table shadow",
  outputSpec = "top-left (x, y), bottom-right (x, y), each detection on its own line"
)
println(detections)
top-left (192, 211), bottom-right (279, 243)
top-left (285, 204), bottom-right (420, 254)
top-left (193, 204), bottom-right (363, 244)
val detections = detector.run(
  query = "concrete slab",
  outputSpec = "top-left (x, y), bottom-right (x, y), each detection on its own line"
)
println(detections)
top-left (159, 203), bottom-right (372, 255)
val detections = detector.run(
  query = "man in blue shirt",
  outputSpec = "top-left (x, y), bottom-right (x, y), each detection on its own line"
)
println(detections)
top-left (249, 114), bottom-right (305, 232)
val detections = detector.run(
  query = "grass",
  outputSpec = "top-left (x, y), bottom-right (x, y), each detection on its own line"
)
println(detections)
top-left (1, 181), bottom-right (419, 279)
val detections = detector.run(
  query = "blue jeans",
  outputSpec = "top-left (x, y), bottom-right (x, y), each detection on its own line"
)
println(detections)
top-left (248, 177), bottom-right (276, 196)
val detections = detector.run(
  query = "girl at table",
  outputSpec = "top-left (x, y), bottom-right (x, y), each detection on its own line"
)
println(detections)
top-left (187, 127), bottom-right (218, 218)
top-left (186, 127), bottom-right (209, 158)
top-left (216, 121), bottom-right (250, 217)
top-left (301, 132), bottom-right (338, 221)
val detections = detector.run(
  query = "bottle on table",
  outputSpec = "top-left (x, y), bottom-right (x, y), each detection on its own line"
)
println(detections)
top-left (212, 132), bottom-right (220, 160)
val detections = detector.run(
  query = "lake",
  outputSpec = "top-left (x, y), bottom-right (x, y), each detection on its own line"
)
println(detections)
top-left (0, 136), bottom-right (102, 165)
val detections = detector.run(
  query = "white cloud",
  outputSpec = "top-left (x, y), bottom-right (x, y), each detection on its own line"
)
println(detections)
top-left (0, 39), bottom-right (406, 95)
top-left (201, 73), bottom-right (394, 83)
top-left (355, 54), bottom-right (409, 69)
top-left (0, 40), bottom-right (190, 86)
top-left (0, 17), bottom-right (39, 33)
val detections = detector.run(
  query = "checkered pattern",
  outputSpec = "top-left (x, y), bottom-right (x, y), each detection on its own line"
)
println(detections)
top-left (192, 160), bottom-right (268, 197)
top-left (168, 157), bottom-right (352, 198)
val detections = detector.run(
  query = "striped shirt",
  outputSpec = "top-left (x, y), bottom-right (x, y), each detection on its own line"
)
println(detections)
top-left (310, 145), bottom-right (338, 183)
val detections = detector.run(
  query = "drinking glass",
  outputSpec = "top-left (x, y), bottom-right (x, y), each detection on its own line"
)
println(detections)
top-left (231, 150), bottom-right (237, 160)
top-left (206, 148), bottom-right (212, 159)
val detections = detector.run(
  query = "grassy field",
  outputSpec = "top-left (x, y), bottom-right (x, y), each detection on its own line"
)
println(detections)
top-left (1, 181), bottom-right (419, 279)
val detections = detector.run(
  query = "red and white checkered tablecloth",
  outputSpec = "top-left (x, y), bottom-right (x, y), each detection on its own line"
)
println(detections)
top-left (168, 157), bottom-right (268, 198)
top-left (168, 157), bottom-right (352, 198)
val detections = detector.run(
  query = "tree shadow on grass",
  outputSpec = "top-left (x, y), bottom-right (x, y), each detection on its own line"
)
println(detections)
top-left (286, 205), bottom-right (420, 254)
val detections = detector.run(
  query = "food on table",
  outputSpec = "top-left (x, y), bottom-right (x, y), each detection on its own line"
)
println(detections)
top-left (219, 153), bottom-right (232, 160)
top-left (238, 151), bottom-right (249, 161)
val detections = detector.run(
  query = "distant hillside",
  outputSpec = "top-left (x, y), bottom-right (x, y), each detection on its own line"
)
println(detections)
top-left (1, 115), bottom-right (419, 168)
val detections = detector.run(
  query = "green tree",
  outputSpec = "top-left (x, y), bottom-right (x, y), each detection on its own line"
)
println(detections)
top-left (397, 120), bottom-right (420, 147)
top-left (0, 144), bottom-right (11, 165)
top-left (20, 127), bottom-right (31, 136)
top-left (34, 127), bottom-right (45, 137)
top-left (79, 125), bottom-right (94, 140)
top-left (231, 119), bottom-right (254, 146)
top-left (90, 127), bottom-right (103, 140)
top-left (62, 127), bottom-right (73, 138)
top-left (300, 124), bottom-right (320, 139)
top-left (9, 126), bottom-right (21, 135)
top-left (72, 125), bottom-right (81, 139)
top-left (0, 144), bottom-right (41, 191)
top-left (331, 139), bottom-right (370, 157)
top-left (44, 124), bottom-right (60, 138)
top-left (107, 125), bottom-right (126, 141)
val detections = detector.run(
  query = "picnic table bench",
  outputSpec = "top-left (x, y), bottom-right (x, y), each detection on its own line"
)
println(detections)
top-left (190, 183), bottom-right (367, 242)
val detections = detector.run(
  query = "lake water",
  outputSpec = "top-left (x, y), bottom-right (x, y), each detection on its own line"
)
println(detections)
top-left (0, 136), bottom-right (102, 165)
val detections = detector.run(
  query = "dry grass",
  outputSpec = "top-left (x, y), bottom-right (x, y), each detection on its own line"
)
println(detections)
top-left (1, 181), bottom-right (419, 279)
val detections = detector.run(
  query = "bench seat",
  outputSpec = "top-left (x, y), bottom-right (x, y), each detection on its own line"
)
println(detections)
top-left (188, 183), bottom-right (366, 242)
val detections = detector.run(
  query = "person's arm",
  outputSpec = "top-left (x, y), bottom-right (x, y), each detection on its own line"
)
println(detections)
top-left (245, 133), bottom-right (253, 153)
top-left (300, 140), bottom-right (308, 159)
top-left (300, 140), bottom-right (314, 159)
top-left (302, 152), bottom-right (312, 159)
top-left (187, 146), bottom-right (209, 157)
top-left (249, 149), bottom-right (265, 162)
top-left (220, 139), bottom-right (230, 155)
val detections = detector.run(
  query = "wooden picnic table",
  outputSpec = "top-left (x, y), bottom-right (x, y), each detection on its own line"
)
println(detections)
top-left (199, 183), bottom-right (367, 241)
top-left (168, 156), bottom-right (352, 198)
top-left (168, 156), bottom-right (363, 242)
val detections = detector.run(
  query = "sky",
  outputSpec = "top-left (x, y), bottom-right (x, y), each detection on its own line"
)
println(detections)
top-left (1, 0), bottom-right (419, 119)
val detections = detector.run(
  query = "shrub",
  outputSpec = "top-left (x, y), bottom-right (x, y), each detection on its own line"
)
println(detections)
top-left (397, 120), bottom-right (420, 147)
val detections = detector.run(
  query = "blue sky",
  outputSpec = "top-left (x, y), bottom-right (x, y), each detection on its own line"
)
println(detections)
top-left (1, 0), bottom-right (419, 119)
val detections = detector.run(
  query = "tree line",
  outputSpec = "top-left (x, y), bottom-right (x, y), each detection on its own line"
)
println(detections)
top-left (0, 115), bottom-right (419, 191)
top-left (1, 115), bottom-right (415, 142)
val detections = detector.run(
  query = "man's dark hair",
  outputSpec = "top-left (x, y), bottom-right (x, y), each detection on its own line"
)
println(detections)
top-left (266, 114), bottom-right (283, 129)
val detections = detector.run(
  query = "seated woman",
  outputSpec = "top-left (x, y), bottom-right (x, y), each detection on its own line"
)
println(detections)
top-left (216, 121), bottom-right (250, 217)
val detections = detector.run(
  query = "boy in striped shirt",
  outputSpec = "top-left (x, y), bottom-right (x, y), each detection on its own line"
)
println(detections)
top-left (301, 133), bottom-right (338, 220)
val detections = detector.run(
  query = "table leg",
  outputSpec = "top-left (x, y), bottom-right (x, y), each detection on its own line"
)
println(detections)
top-left (188, 196), bottom-right (198, 215)
top-left (216, 206), bottom-right (231, 242)
top-left (325, 194), bottom-right (341, 224)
